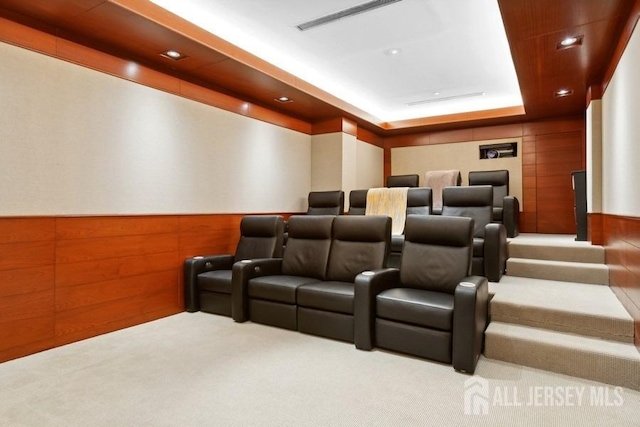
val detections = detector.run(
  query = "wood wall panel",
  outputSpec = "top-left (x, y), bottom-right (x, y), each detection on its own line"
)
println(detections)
top-left (603, 214), bottom-right (640, 349)
top-left (533, 130), bottom-right (584, 234)
top-left (179, 214), bottom-right (244, 259)
top-left (0, 214), bottom-right (254, 363)
top-left (385, 116), bottom-right (585, 233)
top-left (0, 217), bottom-right (56, 363)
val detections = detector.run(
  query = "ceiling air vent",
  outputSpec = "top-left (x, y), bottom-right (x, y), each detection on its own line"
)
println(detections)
top-left (407, 92), bottom-right (485, 106)
top-left (296, 0), bottom-right (403, 31)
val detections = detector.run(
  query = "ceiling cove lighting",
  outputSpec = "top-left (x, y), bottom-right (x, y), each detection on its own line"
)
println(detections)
top-left (557, 35), bottom-right (583, 50)
top-left (160, 49), bottom-right (187, 60)
top-left (555, 89), bottom-right (573, 97)
top-left (407, 92), bottom-right (485, 106)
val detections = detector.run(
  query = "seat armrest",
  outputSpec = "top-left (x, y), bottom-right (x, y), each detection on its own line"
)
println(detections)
top-left (231, 258), bottom-right (283, 323)
top-left (503, 196), bottom-right (520, 238)
top-left (452, 275), bottom-right (489, 373)
top-left (184, 254), bottom-right (234, 312)
top-left (483, 223), bottom-right (508, 282)
top-left (354, 268), bottom-right (400, 350)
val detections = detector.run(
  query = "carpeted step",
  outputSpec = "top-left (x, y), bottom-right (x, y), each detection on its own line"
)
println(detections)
top-left (508, 238), bottom-right (605, 264)
top-left (506, 258), bottom-right (609, 285)
top-left (484, 321), bottom-right (640, 390)
top-left (489, 276), bottom-right (633, 343)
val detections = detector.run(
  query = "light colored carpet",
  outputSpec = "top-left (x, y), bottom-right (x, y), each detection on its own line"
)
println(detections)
top-left (508, 233), bottom-right (605, 264)
top-left (489, 276), bottom-right (633, 342)
top-left (1, 313), bottom-right (639, 426)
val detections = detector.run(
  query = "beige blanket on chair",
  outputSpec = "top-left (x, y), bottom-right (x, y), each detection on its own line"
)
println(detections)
top-left (365, 187), bottom-right (408, 235)
top-left (424, 170), bottom-right (460, 210)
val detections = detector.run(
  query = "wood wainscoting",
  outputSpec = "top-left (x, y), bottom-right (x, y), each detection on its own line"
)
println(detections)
top-left (0, 213), bottom-right (273, 363)
top-left (603, 214), bottom-right (640, 349)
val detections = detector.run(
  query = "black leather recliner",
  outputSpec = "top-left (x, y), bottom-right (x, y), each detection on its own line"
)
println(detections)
top-left (184, 215), bottom-right (284, 316)
top-left (468, 170), bottom-right (519, 237)
top-left (233, 215), bottom-right (334, 330)
top-left (386, 174), bottom-right (419, 187)
top-left (232, 215), bottom-right (391, 343)
top-left (442, 186), bottom-right (507, 282)
top-left (354, 215), bottom-right (488, 373)
top-left (297, 215), bottom-right (390, 342)
top-left (283, 190), bottom-right (345, 249)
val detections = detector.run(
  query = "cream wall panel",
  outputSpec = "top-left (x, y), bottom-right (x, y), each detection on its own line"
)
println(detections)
top-left (602, 22), bottom-right (640, 217)
top-left (355, 140), bottom-right (384, 190)
top-left (341, 133), bottom-right (358, 204)
top-left (311, 133), bottom-right (342, 193)
top-left (391, 138), bottom-right (523, 204)
top-left (0, 42), bottom-right (311, 215)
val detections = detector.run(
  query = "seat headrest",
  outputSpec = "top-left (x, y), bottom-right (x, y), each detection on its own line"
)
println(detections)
top-left (469, 170), bottom-right (509, 187)
top-left (442, 186), bottom-right (493, 207)
top-left (386, 174), bottom-right (419, 187)
top-left (404, 215), bottom-right (473, 247)
top-left (241, 215), bottom-right (284, 237)
top-left (308, 190), bottom-right (344, 209)
top-left (333, 215), bottom-right (391, 242)
top-left (287, 215), bottom-right (334, 239)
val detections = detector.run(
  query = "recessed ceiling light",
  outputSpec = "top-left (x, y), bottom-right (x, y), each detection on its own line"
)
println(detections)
top-left (555, 88), bottom-right (573, 97)
top-left (160, 49), bottom-right (188, 61)
top-left (557, 35), bottom-right (583, 50)
top-left (384, 48), bottom-right (402, 56)
top-left (275, 96), bottom-right (293, 103)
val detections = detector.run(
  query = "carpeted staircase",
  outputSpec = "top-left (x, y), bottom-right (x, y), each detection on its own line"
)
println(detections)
top-left (484, 234), bottom-right (640, 390)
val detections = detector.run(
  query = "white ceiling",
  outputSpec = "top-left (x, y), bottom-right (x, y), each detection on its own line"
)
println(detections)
top-left (149, 0), bottom-right (523, 123)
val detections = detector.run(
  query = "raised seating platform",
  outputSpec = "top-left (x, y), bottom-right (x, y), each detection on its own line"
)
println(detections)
top-left (485, 233), bottom-right (640, 390)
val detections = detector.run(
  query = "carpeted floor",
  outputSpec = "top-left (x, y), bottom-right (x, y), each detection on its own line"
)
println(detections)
top-left (1, 313), bottom-right (639, 426)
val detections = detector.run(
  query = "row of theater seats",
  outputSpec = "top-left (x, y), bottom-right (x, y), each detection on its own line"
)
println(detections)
top-left (304, 170), bottom-right (519, 238)
top-left (307, 187), bottom-right (508, 281)
top-left (185, 214), bottom-right (488, 374)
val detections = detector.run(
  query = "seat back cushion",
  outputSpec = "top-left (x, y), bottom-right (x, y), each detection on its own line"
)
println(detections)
top-left (235, 215), bottom-right (285, 260)
top-left (348, 189), bottom-right (368, 215)
top-left (406, 187), bottom-right (432, 215)
top-left (307, 190), bottom-right (345, 215)
top-left (327, 216), bottom-right (391, 282)
top-left (400, 215), bottom-right (473, 294)
top-left (282, 215), bottom-right (334, 280)
top-left (469, 170), bottom-right (509, 208)
top-left (441, 186), bottom-right (493, 238)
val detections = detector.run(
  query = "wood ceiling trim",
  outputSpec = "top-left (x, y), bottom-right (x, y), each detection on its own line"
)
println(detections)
top-left (108, 0), bottom-right (383, 128)
top-left (0, 14), bottom-right (57, 55)
top-left (0, 13), bottom-right (311, 135)
top-left (382, 106), bottom-right (526, 131)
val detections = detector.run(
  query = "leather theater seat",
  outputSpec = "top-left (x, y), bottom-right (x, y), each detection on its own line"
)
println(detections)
top-left (184, 215), bottom-right (284, 316)
top-left (354, 214), bottom-right (489, 373)
top-left (441, 186), bottom-right (507, 282)
top-left (468, 169), bottom-right (520, 237)
top-left (232, 215), bottom-right (391, 344)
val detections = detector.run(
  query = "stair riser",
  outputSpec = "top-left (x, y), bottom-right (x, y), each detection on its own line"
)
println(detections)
top-left (490, 303), bottom-right (634, 343)
top-left (508, 244), bottom-right (604, 264)
top-left (506, 260), bottom-right (609, 285)
top-left (484, 333), bottom-right (640, 391)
